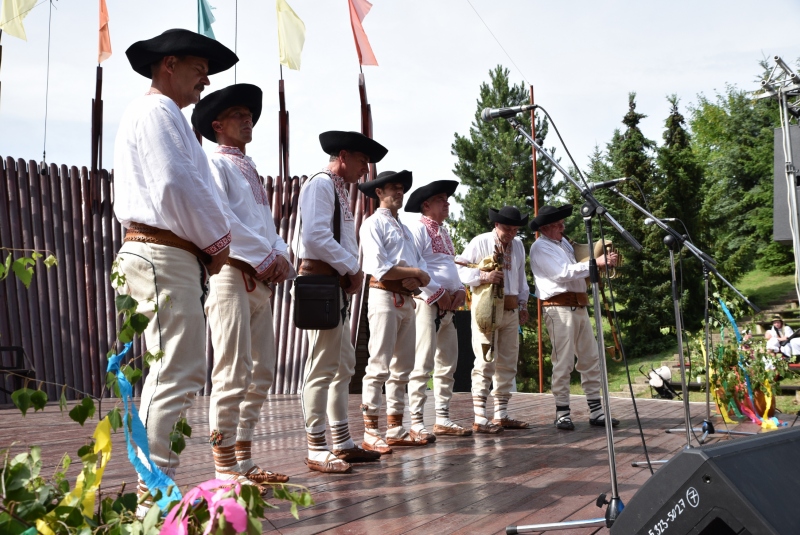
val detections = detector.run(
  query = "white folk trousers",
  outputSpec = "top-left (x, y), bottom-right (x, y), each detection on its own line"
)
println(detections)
top-left (115, 242), bottom-right (207, 470)
top-left (205, 264), bottom-right (275, 446)
top-left (408, 302), bottom-right (458, 415)
top-left (471, 308), bottom-right (519, 398)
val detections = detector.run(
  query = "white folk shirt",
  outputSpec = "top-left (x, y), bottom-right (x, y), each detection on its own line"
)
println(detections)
top-left (297, 170), bottom-right (360, 276)
top-left (208, 146), bottom-right (295, 278)
top-left (113, 94), bottom-right (231, 254)
top-left (408, 216), bottom-right (463, 305)
top-left (360, 208), bottom-right (426, 281)
top-left (456, 230), bottom-right (529, 306)
top-left (530, 235), bottom-right (590, 300)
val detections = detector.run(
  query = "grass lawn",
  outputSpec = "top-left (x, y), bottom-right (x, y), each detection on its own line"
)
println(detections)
top-left (736, 268), bottom-right (796, 308)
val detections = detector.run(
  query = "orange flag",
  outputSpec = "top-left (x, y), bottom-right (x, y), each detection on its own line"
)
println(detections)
top-left (98, 0), bottom-right (112, 63)
top-left (348, 0), bottom-right (377, 66)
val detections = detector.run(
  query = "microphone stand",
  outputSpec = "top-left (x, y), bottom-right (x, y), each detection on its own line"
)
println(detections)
top-left (504, 117), bottom-right (642, 534)
top-left (609, 190), bottom-right (759, 470)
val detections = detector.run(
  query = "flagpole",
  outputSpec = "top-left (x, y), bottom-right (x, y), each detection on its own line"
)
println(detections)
top-left (530, 84), bottom-right (542, 393)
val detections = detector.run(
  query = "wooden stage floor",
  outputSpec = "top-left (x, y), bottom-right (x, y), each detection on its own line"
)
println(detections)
top-left (0, 393), bottom-right (763, 534)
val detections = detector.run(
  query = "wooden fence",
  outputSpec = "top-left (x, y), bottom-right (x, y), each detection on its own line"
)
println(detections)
top-left (0, 156), bottom-right (374, 403)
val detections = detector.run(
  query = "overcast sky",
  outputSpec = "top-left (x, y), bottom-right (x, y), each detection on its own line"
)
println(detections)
top-left (1, 0), bottom-right (799, 220)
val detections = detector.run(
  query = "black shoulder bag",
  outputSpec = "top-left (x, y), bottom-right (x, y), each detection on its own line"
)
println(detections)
top-left (293, 178), bottom-right (343, 330)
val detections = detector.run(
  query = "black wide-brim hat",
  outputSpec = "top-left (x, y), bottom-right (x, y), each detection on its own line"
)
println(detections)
top-left (529, 204), bottom-right (574, 231)
top-left (191, 84), bottom-right (262, 142)
top-left (126, 29), bottom-right (238, 79)
top-left (488, 206), bottom-right (529, 227)
top-left (404, 180), bottom-right (459, 213)
top-left (319, 131), bottom-right (388, 163)
top-left (358, 170), bottom-right (413, 199)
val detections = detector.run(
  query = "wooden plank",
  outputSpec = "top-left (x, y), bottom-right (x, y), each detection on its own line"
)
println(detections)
top-left (81, 167), bottom-right (101, 397)
top-left (69, 165), bottom-right (92, 396)
top-left (39, 164), bottom-right (64, 396)
top-left (0, 157), bottom-right (23, 401)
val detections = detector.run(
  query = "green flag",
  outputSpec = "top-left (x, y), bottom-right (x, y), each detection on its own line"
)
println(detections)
top-left (198, 0), bottom-right (216, 39)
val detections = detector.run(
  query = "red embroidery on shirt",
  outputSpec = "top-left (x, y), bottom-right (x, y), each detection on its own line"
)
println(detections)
top-left (421, 216), bottom-right (455, 255)
top-left (322, 170), bottom-right (355, 222)
top-left (376, 208), bottom-right (411, 240)
top-left (493, 230), bottom-right (513, 270)
top-left (217, 146), bottom-right (269, 206)
top-left (204, 231), bottom-right (232, 255)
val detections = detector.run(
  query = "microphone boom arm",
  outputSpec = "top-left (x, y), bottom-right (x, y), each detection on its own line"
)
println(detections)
top-left (609, 187), bottom-right (761, 313)
top-left (506, 118), bottom-right (643, 252)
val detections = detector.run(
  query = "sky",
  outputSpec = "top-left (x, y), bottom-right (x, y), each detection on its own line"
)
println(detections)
top-left (1, 0), bottom-right (799, 224)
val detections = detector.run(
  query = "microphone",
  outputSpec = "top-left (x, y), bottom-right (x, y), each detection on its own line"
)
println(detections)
top-left (644, 217), bottom-right (678, 226)
top-left (481, 104), bottom-right (538, 122)
top-left (586, 177), bottom-right (630, 191)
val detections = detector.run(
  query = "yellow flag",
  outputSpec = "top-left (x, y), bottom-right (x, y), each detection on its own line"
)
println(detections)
top-left (0, 0), bottom-right (38, 41)
top-left (276, 0), bottom-right (305, 70)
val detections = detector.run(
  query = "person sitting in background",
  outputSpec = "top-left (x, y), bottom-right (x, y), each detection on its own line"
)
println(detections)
top-left (765, 314), bottom-right (800, 358)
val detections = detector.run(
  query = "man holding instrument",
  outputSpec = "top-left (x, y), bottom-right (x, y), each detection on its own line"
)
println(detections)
top-left (192, 83), bottom-right (293, 486)
top-left (406, 180), bottom-right (472, 439)
top-left (359, 170), bottom-right (432, 452)
top-left (113, 29), bottom-right (236, 501)
top-left (457, 206), bottom-right (531, 434)
top-left (297, 131), bottom-right (387, 473)
top-left (529, 204), bottom-right (619, 430)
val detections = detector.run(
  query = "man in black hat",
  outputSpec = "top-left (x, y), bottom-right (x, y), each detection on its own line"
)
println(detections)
top-left (456, 206), bottom-right (532, 433)
top-left (192, 83), bottom-right (292, 486)
top-left (358, 171), bottom-right (432, 452)
top-left (297, 131), bottom-right (388, 473)
top-left (406, 180), bottom-right (472, 438)
top-left (529, 204), bottom-right (618, 430)
top-left (112, 29), bottom-right (237, 497)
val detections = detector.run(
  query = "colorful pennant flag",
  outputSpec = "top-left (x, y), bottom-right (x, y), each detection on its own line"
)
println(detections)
top-left (0, 0), bottom-right (38, 41)
top-left (198, 0), bottom-right (216, 39)
top-left (276, 0), bottom-right (305, 70)
top-left (98, 0), bottom-right (112, 63)
top-left (348, 0), bottom-right (378, 66)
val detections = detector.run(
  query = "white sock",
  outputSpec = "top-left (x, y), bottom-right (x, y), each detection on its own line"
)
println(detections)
top-left (474, 416), bottom-right (489, 425)
top-left (308, 449), bottom-right (332, 462)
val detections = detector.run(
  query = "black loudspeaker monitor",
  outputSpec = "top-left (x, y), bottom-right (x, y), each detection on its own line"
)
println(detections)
top-left (611, 427), bottom-right (800, 534)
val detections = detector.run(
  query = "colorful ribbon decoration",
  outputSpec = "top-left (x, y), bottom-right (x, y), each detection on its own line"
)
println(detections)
top-left (107, 342), bottom-right (182, 511)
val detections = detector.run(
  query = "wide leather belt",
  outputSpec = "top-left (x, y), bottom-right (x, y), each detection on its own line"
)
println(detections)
top-left (504, 295), bottom-right (519, 310)
top-left (369, 278), bottom-right (413, 296)
top-left (124, 222), bottom-right (210, 263)
top-left (298, 258), bottom-right (349, 288)
top-left (226, 258), bottom-right (272, 287)
top-left (541, 291), bottom-right (590, 308)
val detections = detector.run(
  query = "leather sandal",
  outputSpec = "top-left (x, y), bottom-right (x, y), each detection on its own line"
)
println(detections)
top-left (589, 416), bottom-right (620, 427)
top-left (555, 415), bottom-right (575, 430)
top-left (304, 454), bottom-right (352, 474)
top-left (362, 439), bottom-right (393, 455)
top-left (472, 421), bottom-right (504, 434)
top-left (492, 417), bottom-right (532, 429)
top-left (409, 428), bottom-right (437, 443)
top-left (386, 431), bottom-right (429, 447)
top-left (433, 423), bottom-right (472, 436)
top-left (244, 466), bottom-right (289, 484)
top-left (333, 446), bottom-right (381, 462)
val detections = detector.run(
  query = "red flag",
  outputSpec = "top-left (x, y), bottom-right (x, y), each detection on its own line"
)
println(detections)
top-left (98, 0), bottom-right (112, 63)
top-left (348, 0), bottom-right (377, 66)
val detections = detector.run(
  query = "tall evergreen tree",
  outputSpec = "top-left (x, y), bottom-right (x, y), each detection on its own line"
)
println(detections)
top-left (450, 65), bottom-right (560, 254)
top-left (653, 95), bottom-right (705, 330)
top-left (689, 84), bottom-right (793, 280)
top-left (601, 93), bottom-right (674, 355)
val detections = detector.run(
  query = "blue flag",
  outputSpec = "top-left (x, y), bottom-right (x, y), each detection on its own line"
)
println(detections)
top-left (198, 0), bottom-right (216, 39)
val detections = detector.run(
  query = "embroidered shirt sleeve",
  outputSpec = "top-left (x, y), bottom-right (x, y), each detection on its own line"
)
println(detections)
top-left (204, 231), bottom-right (232, 255)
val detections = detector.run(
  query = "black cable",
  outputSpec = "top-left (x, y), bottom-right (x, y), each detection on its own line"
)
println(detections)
top-left (533, 105), bottom-right (591, 189)
top-left (41, 0), bottom-right (55, 169)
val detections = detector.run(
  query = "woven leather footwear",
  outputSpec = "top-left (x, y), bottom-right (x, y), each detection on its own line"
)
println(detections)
top-left (333, 446), bottom-right (381, 462)
top-left (409, 428), bottom-right (437, 443)
top-left (433, 423), bottom-right (472, 436)
top-left (492, 417), bottom-right (532, 429)
top-left (589, 416), bottom-right (620, 427)
top-left (554, 415), bottom-right (575, 430)
top-left (386, 431), bottom-right (429, 447)
top-left (243, 466), bottom-right (290, 484)
top-left (472, 421), bottom-right (504, 434)
top-left (304, 454), bottom-right (352, 474)
top-left (361, 440), bottom-right (393, 455)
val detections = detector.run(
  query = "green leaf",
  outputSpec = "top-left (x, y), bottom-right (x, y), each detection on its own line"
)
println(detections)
top-left (174, 417), bottom-right (192, 438)
top-left (77, 441), bottom-right (95, 459)
top-left (30, 390), bottom-right (47, 412)
top-left (11, 258), bottom-right (34, 288)
top-left (11, 388), bottom-right (33, 416)
top-left (142, 504), bottom-right (162, 534)
top-left (129, 313), bottom-right (149, 334)
top-left (0, 253), bottom-right (9, 281)
top-left (68, 397), bottom-right (96, 426)
top-left (115, 294), bottom-right (137, 313)
top-left (118, 324), bottom-right (136, 344)
top-left (59, 385), bottom-right (68, 413)
top-left (54, 505), bottom-right (84, 527)
top-left (113, 492), bottom-right (139, 513)
top-left (43, 254), bottom-right (58, 268)
top-left (107, 407), bottom-right (123, 431)
top-left (168, 430), bottom-right (186, 455)
top-left (122, 365), bottom-right (143, 386)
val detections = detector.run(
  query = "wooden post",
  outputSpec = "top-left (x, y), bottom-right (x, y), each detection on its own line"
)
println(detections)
top-left (530, 85), bottom-right (544, 394)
